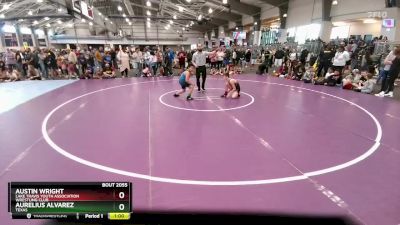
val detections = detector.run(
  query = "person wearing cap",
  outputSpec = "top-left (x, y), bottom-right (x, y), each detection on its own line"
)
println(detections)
top-left (192, 44), bottom-right (211, 92)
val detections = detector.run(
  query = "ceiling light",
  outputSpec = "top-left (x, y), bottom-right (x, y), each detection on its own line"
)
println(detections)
top-left (125, 18), bottom-right (130, 22)
top-left (33, 20), bottom-right (38, 25)
top-left (81, 18), bottom-right (86, 23)
top-left (44, 17), bottom-right (50, 20)
top-left (186, 0), bottom-right (191, 2)
top-left (110, 21), bottom-right (113, 24)
top-left (254, 21), bottom-right (257, 25)
top-left (223, 0), bottom-right (228, 4)
top-left (123, 13), bottom-right (126, 17)
top-left (46, 23), bottom-right (51, 27)
top-left (177, 30), bottom-right (179, 33)
top-left (178, 6), bottom-right (184, 12)
top-left (332, 0), bottom-right (338, 5)
top-left (89, 22), bottom-right (93, 26)
top-left (147, 10), bottom-right (151, 16)
top-left (58, 7), bottom-right (62, 12)
top-left (117, 5), bottom-right (123, 11)
top-left (169, 20), bottom-right (173, 24)
top-left (28, 10), bottom-right (33, 15)
top-left (98, 12), bottom-right (102, 16)
top-left (235, 27), bottom-right (238, 30)
top-left (363, 19), bottom-right (377, 24)
top-left (182, 27), bottom-right (185, 30)
top-left (173, 15), bottom-right (177, 19)
top-left (147, 17), bottom-right (151, 21)
top-left (3, 4), bottom-right (10, 10)
top-left (67, 23), bottom-right (73, 27)
top-left (197, 14), bottom-right (202, 21)
top-left (332, 21), bottom-right (347, 26)
top-left (164, 26), bottom-right (169, 30)
top-left (146, 1), bottom-right (151, 7)
top-left (105, 17), bottom-right (108, 21)
top-left (0, 14), bottom-right (5, 19)
top-left (283, 13), bottom-right (287, 17)
top-left (18, 19), bottom-right (24, 22)
top-left (57, 20), bottom-right (62, 24)
top-left (37, 0), bottom-right (43, 2)
top-left (208, 8), bottom-right (213, 14)
top-left (186, 24), bottom-right (189, 27)
top-left (221, 31), bottom-right (224, 33)
top-left (128, 22), bottom-right (132, 25)
top-left (147, 22), bottom-right (151, 27)
top-left (191, 21), bottom-right (194, 25)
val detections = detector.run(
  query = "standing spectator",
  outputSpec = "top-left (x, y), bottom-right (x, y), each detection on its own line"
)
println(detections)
top-left (300, 48), bottom-right (309, 65)
top-left (332, 46), bottom-right (350, 75)
top-left (95, 47), bottom-right (104, 72)
top-left (245, 49), bottom-right (251, 68)
top-left (168, 48), bottom-right (175, 75)
top-left (376, 48), bottom-right (400, 98)
top-left (163, 48), bottom-right (172, 76)
top-left (3, 49), bottom-right (16, 70)
top-left (117, 48), bottom-right (130, 77)
top-left (110, 48), bottom-right (117, 69)
top-left (39, 49), bottom-right (48, 79)
top-left (24, 48), bottom-right (33, 75)
top-left (15, 50), bottom-right (25, 77)
top-left (178, 47), bottom-right (186, 72)
top-left (232, 49), bottom-right (238, 65)
top-left (67, 49), bottom-right (78, 78)
top-left (274, 47), bottom-right (285, 68)
top-left (131, 47), bottom-right (142, 77)
top-left (156, 48), bottom-right (163, 72)
top-left (78, 50), bottom-right (88, 75)
top-left (317, 45), bottom-right (335, 77)
top-left (217, 48), bottom-right (225, 69)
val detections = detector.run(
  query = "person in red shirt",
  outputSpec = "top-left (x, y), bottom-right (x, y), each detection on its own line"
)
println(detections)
top-left (178, 47), bottom-right (187, 72)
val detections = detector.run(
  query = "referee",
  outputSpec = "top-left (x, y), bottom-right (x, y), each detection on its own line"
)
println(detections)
top-left (192, 44), bottom-right (209, 92)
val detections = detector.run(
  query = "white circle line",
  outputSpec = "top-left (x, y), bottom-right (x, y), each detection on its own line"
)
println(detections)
top-left (41, 79), bottom-right (382, 186)
top-left (159, 88), bottom-right (255, 112)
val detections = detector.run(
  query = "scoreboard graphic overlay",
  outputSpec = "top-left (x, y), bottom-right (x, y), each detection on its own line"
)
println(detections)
top-left (8, 182), bottom-right (132, 220)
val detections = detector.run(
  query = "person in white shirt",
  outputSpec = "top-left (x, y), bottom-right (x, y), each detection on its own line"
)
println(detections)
top-left (332, 46), bottom-right (350, 75)
top-left (192, 44), bottom-right (211, 92)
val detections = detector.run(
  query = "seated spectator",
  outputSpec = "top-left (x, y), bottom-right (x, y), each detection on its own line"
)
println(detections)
top-left (342, 69), bottom-right (353, 90)
top-left (5, 66), bottom-right (21, 82)
top-left (80, 66), bottom-right (93, 79)
top-left (353, 71), bottom-right (374, 94)
top-left (324, 68), bottom-right (341, 86)
top-left (142, 66), bottom-right (151, 77)
top-left (292, 63), bottom-right (305, 80)
top-left (257, 60), bottom-right (268, 75)
top-left (93, 70), bottom-right (103, 79)
top-left (302, 67), bottom-right (314, 83)
top-left (27, 64), bottom-right (41, 80)
top-left (102, 63), bottom-right (116, 78)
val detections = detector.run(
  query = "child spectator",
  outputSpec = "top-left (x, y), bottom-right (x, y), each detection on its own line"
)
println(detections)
top-left (302, 67), bottom-right (314, 83)
top-left (354, 71), bottom-right (374, 94)
top-left (342, 69), bottom-right (353, 90)
top-left (102, 63), bottom-right (115, 78)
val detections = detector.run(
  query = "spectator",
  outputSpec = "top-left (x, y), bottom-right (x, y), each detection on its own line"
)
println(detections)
top-left (274, 47), bottom-right (285, 68)
top-left (376, 47), bottom-right (400, 98)
top-left (117, 48), bottom-right (130, 77)
top-left (332, 46), bottom-right (350, 75)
